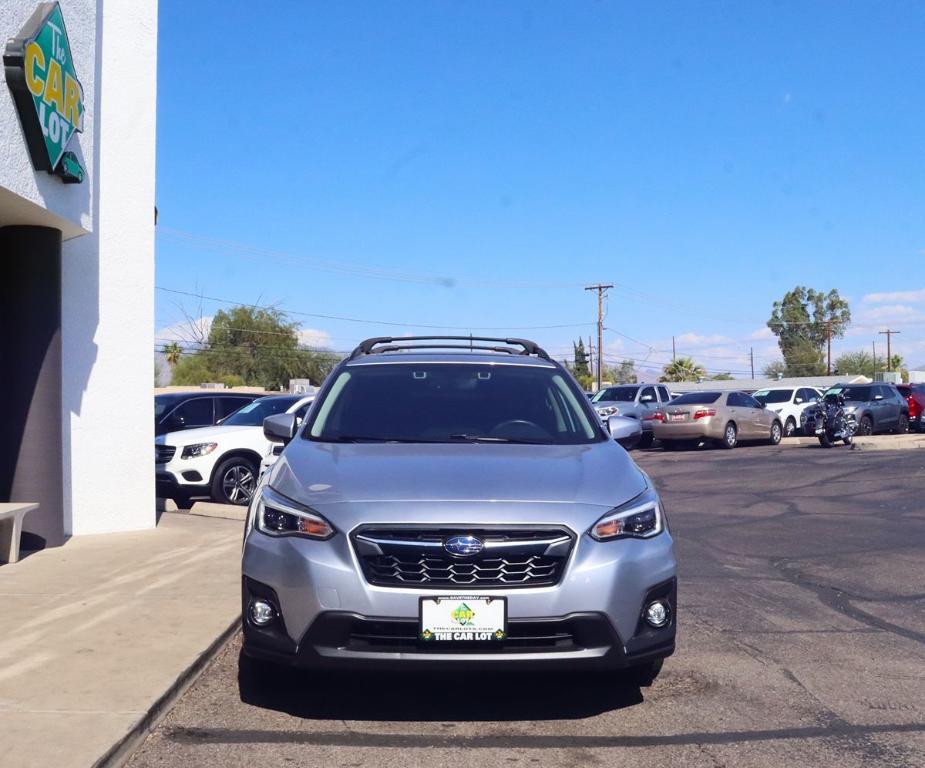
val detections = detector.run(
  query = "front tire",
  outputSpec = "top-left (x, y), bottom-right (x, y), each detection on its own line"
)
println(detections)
top-left (857, 415), bottom-right (873, 436)
top-left (211, 456), bottom-right (258, 505)
top-left (818, 433), bottom-right (833, 448)
top-left (718, 422), bottom-right (737, 449)
top-left (784, 417), bottom-right (797, 438)
top-left (769, 421), bottom-right (782, 445)
top-left (638, 431), bottom-right (655, 449)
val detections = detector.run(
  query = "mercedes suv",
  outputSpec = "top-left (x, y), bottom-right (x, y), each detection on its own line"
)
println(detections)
top-left (241, 337), bottom-right (677, 685)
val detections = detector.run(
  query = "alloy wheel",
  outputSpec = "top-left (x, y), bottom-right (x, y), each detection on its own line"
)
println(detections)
top-left (222, 465), bottom-right (256, 504)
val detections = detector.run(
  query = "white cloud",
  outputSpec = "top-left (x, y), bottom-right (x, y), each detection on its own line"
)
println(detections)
top-left (748, 327), bottom-right (775, 340)
top-left (862, 288), bottom-right (925, 304)
top-left (298, 328), bottom-right (332, 348)
top-left (856, 304), bottom-right (925, 324)
top-left (674, 332), bottom-right (735, 347)
top-left (156, 316), bottom-right (213, 346)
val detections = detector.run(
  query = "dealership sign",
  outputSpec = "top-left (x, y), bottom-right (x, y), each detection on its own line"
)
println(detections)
top-left (4, 2), bottom-right (85, 182)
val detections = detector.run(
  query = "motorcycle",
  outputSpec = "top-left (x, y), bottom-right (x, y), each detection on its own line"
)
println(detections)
top-left (801, 393), bottom-right (857, 448)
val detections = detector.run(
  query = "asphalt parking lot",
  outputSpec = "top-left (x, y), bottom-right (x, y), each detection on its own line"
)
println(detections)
top-left (127, 444), bottom-right (925, 768)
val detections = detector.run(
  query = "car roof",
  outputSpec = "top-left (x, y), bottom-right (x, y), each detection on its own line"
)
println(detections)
top-left (154, 391), bottom-right (255, 402)
top-left (343, 351), bottom-right (557, 368)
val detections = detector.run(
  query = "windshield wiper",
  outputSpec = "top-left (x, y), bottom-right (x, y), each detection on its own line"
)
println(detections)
top-left (448, 434), bottom-right (551, 444)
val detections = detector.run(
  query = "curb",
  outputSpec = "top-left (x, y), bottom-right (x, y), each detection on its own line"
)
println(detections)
top-left (91, 616), bottom-right (241, 768)
top-left (189, 501), bottom-right (247, 521)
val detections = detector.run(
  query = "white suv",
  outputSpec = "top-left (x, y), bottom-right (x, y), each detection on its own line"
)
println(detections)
top-left (155, 394), bottom-right (314, 506)
top-left (751, 387), bottom-right (822, 437)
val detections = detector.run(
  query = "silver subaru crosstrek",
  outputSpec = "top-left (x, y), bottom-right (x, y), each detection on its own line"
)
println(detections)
top-left (242, 337), bottom-right (677, 685)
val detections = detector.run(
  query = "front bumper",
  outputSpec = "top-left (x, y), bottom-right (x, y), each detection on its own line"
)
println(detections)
top-left (241, 524), bottom-right (677, 669)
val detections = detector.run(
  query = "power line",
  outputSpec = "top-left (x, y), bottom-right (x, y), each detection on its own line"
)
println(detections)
top-left (155, 286), bottom-right (594, 332)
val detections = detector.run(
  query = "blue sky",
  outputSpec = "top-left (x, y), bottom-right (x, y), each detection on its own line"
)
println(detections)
top-left (155, 1), bottom-right (925, 376)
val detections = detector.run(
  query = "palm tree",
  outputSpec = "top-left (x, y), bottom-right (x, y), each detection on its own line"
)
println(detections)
top-left (162, 341), bottom-right (183, 368)
top-left (660, 356), bottom-right (707, 383)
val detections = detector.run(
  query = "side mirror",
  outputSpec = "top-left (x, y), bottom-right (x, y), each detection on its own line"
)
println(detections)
top-left (264, 413), bottom-right (297, 444)
top-left (607, 414), bottom-right (642, 449)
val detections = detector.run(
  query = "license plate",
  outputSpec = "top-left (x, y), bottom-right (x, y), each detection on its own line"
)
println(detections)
top-left (419, 596), bottom-right (507, 641)
top-left (670, 413), bottom-right (687, 421)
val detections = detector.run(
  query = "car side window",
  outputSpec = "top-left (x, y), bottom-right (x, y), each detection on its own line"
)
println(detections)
top-left (657, 386), bottom-right (671, 403)
top-left (217, 397), bottom-right (250, 420)
top-left (640, 386), bottom-right (657, 403)
top-left (727, 392), bottom-right (742, 407)
top-left (293, 402), bottom-right (312, 423)
top-left (742, 394), bottom-right (762, 409)
top-left (166, 397), bottom-right (213, 429)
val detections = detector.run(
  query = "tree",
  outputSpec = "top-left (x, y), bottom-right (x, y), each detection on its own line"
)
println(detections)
top-left (767, 287), bottom-right (850, 375)
top-left (763, 361), bottom-right (787, 379)
top-left (659, 356), bottom-right (707, 383)
top-left (834, 350), bottom-right (905, 378)
top-left (609, 359), bottom-right (637, 384)
top-left (154, 357), bottom-right (163, 387)
top-left (566, 339), bottom-right (593, 390)
top-left (170, 305), bottom-right (340, 389)
top-left (710, 372), bottom-right (734, 381)
top-left (162, 341), bottom-right (183, 368)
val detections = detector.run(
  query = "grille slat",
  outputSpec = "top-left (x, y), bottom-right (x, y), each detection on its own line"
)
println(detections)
top-left (155, 445), bottom-right (176, 463)
top-left (353, 526), bottom-right (574, 588)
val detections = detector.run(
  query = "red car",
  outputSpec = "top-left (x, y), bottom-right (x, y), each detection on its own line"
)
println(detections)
top-left (897, 384), bottom-right (925, 433)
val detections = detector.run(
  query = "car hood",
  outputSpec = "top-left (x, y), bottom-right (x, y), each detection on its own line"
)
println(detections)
top-left (269, 441), bottom-right (647, 512)
top-left (156, 424), bottom-right (259, 446)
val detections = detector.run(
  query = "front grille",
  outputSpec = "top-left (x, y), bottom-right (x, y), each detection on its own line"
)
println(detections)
top-left (155, 444), bottom-right (176, 463)
top-left (352, 526), bottom-right (574, 589)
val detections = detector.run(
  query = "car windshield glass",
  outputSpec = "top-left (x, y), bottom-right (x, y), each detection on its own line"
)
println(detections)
top-left (592, 386), bottom-right (638, 402)
top-left (154, 396), bottom-right (174, 418)
top-left (753, 389), bottom-right (792, 404)
top-left (222, 396), bottom-right (300, 426)
top-left (669, 392), bottom-right (722, 405)
top-left (827, 386), bottom-right (871, 402)
top-left (306, 363), bottom-right (600, 444)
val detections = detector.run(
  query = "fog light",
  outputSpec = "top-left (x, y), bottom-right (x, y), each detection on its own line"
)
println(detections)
top-left (644, 600), bottom-right (669, 628)
top-left (249, 599), bottom-right (276, 626)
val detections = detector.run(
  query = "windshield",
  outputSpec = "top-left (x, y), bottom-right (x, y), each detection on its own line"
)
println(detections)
top-left (306, 363), bottom-right (600, 444)
top-left (753, 389), bottom-right (792, 404)
top-left (669, 392), bottom-right (722, 405)
top-left (154, 396), bottom-right (174, 418)
top-left (826, 386), bottom-right (871, 402)
top-left (223, 396), bottom-right (300, 426)
top-left (592, 386), bottom-right (639, 403)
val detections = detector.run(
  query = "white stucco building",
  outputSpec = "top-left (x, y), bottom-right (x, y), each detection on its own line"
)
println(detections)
top-left (1, 0), bottom-right (157, 547)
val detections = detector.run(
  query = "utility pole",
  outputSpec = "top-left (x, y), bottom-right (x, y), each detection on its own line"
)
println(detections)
top-left (672, 336), bottom-right (676, 361)
top-left (587, 335), bottom-right (594, 387)
top-left (825, 320), bottom-right (833, 375)
top-left (872, 341), bottom-right (877, 374)
top-left (879, 329), bottom-right (900, 372)
top-left (750, 347), bottom-right (755, 379)
top-left (585, 284), bottom-right (613, 391)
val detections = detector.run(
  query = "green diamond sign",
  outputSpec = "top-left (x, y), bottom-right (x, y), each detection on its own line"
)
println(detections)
top-left (4, 2), bottom-right (85, 182)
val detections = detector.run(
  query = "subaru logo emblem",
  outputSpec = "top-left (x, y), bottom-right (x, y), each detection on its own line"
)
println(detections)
top-left (444, 535), bottom-right (483, 557)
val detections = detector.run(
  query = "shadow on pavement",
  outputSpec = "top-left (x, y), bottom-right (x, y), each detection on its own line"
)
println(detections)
top-left (237, 650), bottom-right (644, 721)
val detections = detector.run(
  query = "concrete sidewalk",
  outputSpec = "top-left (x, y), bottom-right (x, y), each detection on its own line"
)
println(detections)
top-left (781, 432), bottom-right (925, 450)
top-left (0, 512), bottom-right (242, 768)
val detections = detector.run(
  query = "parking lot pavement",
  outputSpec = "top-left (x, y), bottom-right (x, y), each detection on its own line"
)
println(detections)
top-left (126, 446), bottom-right (925, 768)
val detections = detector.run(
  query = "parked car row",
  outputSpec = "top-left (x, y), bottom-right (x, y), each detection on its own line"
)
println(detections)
top-left (155, 393), bottom-right (314, 506)
top-left (592, 382), bottom-right (914, 452)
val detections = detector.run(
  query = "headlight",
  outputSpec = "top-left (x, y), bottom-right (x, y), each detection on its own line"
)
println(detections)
top-left (181, 442), bottom-right (217, 459)
top-left (254, 485), bottom-right (334, 539)
top-left (597, 405), bottom-right (620, 417)
top-left (590, 486), bottom-right (664, 541)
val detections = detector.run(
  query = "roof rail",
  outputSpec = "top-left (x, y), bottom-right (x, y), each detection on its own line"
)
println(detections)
top-left (349, 336), bottom-right (551, 361)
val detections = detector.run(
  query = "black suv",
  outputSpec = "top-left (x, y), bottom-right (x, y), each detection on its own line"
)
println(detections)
top-left (154, 392), bottom-right (260, 436)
